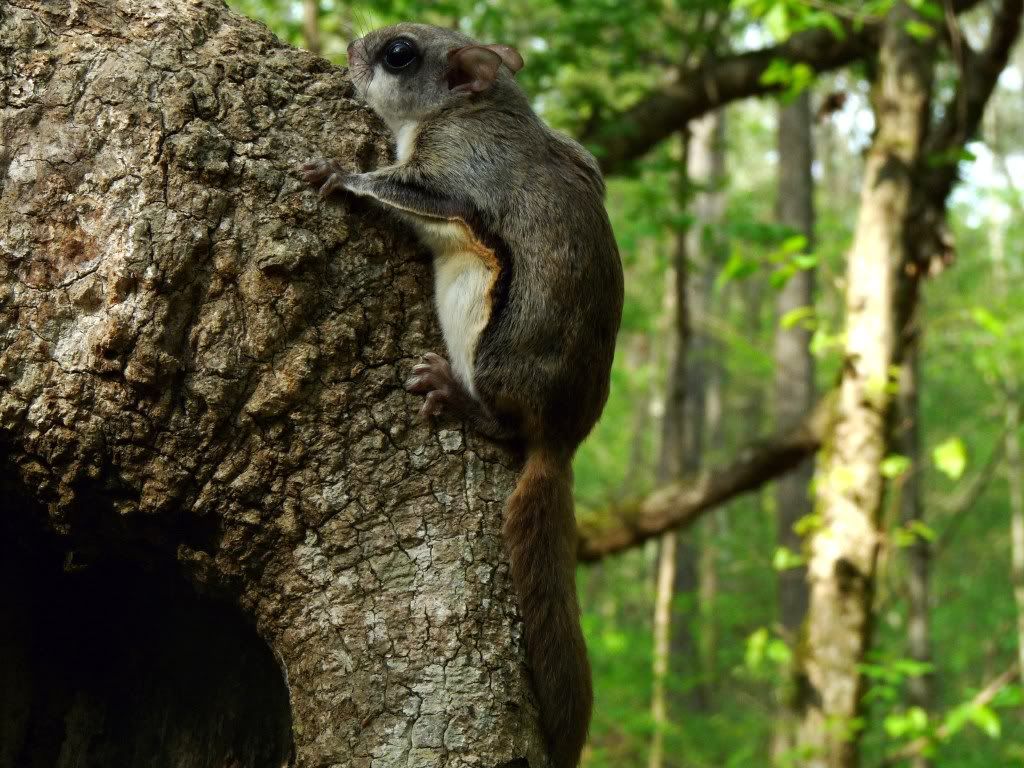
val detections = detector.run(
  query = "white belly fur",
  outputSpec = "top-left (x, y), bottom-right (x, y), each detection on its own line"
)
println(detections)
top-left (412, 219), bottom-right (496, 396)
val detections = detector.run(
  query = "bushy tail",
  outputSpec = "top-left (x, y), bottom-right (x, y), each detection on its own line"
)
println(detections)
top-left (503, 447), bottom-right (592, 768)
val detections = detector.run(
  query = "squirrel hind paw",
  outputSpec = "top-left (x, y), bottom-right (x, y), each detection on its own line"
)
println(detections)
top-left (405, 354), bottom-right (461, 420)
top-left (404, 354), bottom-right (455, 394)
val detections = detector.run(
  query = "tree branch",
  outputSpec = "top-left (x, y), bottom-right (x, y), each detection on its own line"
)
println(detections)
top-left (584, 24), bottom-right (876, 175)
top-left (921, 0), bottom-right (1024, 206)
top-left (577, 394), bottom-right (834, 562)
top-left (584, 0), bottom-right (986, 175)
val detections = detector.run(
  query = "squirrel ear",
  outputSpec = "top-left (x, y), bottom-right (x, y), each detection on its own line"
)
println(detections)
top-left (446, 44), bottom-right (524, 93)
top-left (484, 44), bottom-right (524, 74)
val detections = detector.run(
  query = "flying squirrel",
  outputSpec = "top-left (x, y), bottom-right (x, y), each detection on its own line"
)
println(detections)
top-left (300, 24), bottom-right (623, 768)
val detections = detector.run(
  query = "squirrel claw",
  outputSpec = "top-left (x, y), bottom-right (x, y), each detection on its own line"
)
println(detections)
top-left (418, 390), bottom-right (448, 420)
top-left (299, 159), bottom-right (346, 195)
top-left (404, 371), bottom-right (436, 394)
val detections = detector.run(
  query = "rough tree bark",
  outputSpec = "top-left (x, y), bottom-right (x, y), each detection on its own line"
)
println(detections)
top-left (0, 1), bottom-right (546, 766)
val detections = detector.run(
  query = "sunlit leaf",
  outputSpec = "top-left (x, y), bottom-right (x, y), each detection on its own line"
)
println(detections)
top-left (881, 454), bottom-right (912, 479)
top-left (968, 704), bottom-right (1002, 739)
top-left (972, 307), bottom-right (1006, 337)
top-left (932, 437), bottom-right (968, 480)
top-left (904, 19), bottom-right (936, 39)
top-left (772, 546), bottom-right (806, 571)
top-left (780, 305), bottom-right (816, 330)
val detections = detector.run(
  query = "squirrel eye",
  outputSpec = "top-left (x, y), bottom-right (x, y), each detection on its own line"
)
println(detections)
top-left (383, 39), bottom-right (418, 72)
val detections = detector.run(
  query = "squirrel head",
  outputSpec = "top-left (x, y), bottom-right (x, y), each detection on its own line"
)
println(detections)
top-left (347, 23), bottom-right (524, 134)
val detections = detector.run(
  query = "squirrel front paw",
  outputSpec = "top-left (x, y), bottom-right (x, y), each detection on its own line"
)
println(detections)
top-left (298, 158), bottom-right (349, 197)
top-left (405, 353), bottom-right (463, 421)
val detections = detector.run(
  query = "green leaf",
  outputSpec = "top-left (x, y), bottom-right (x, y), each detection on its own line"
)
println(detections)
top-left (770, 264), bottom-right (798, 288)
top-left (884, 707), bottom-right (929, 738)
top-left (780, 234), bottom-right (809, 255)
top-left (760, 59), bottom-right (816, 97)
top-left (893, 659), bottom-right (935, 678)
top-left (908, 520), bottom-right (937, 542)
top-left (968, 704), bottom-right (1001, 738)
top-left (932, 437), bottom-right (968, 480)
top-left (791, 253), bottom-right (819, 269)
top-left (904, 19), bottom-right (936, 39)
top-left (881, 454), bottom-right (912, 479)
top-left (773, 546), bottom-right (806, 571)
top-left (810, 10), bottom-right (847, 40)
top-left (780, 306), bottom-right (816, 330)
top-left (972, 307), bottom-right (1006, 337)
top-left (893, 526), bottom-right (917, 548)
top-left (793, 513), bottom-right (823, 536)
top-left (927, 146), bottom-right (977, 168)
top-left (745, 627), bottom-right (769, 672)
top-left (908, 0), bottom-right (944, 21)
top-left (810, 327), bottom-right (844, 358)
top-left (764, 3), bottom-right (790, 38)
top-left (766, 637), bottom-right (792, 666)
top-left (716, 248), bottom-right (760, 289)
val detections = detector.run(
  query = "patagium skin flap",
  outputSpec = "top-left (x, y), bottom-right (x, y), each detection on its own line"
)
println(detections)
top-left (300, 22), bottom-right (623, 768)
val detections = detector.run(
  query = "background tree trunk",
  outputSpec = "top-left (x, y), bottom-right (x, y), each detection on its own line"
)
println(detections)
top-left (897, 335), bottom-right (934, 768)
top-left (0, 2), bottom-right (544, 766)
top-left (303, 0), bottom-right (322, 56)
top-left (796, 4), bottom-right (935, 765)
top-left (684, 110), bottom-right (727, 709)
top-left (773, 92), bottom-right (814, 634)
top-left (772, 89), bottom-right (815, 766)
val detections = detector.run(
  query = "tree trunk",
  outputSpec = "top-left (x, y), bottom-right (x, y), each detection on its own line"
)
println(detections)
top-left (990, 220), bottom-right (1024, 688)
top-left (303, 0), bottom-right (322, 56)
top-left (648, 130), bottom-right (693, 766)
top-left (669, 111), bottom-right (726, 718)
top-left (648, 533), bottom-right (677, 768)
top-left (772, 91), bottom-right (815, 765)
top-left (622, 332), bottom-right (655, 497)
top-left (0, 2), bottom-right (544, 766)
top-left (796, 4), bottom-right (934, 766)
top-left (774, 91), bottom-right (815, 634)
top-left (1008, 396), bottom-right (1024, 687)
top-left (897, 335), bottom-right (933, 768)
top-left (689, 110), bottom-right (728, 704)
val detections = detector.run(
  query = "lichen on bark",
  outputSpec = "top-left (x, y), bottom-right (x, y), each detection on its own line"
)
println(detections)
top-left (0, 1), bottom-right (543, 765)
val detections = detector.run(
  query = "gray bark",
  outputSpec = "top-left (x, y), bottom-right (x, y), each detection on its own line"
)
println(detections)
top-left (0, 1), bottom-right (542, 766)
top-left (897, 335), bottom-right (933, 768)
top-left (667, 112), bottom-right (727, 720)
top-left (772, 90), bottom-right (815, 766)
top-left (681, 110), bottom-right (727, 709)
top-left (773, 91), bottom-right (814, 634)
